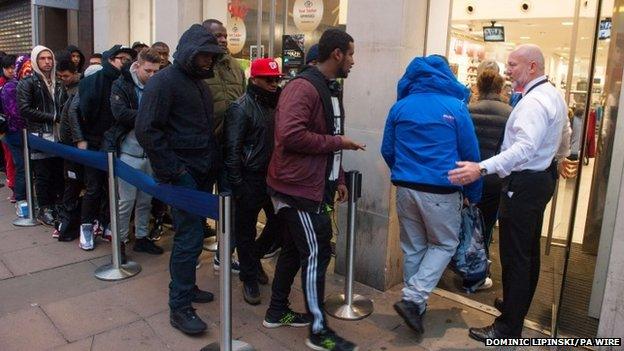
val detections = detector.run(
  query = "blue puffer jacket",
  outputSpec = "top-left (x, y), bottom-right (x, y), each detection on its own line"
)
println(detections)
top-left (381, 55), bottom-right (482, 203)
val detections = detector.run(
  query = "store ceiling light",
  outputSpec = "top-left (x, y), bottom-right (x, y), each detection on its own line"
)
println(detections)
top-left (561, 21), bottom-right (574, 26)
top-left (520, 36), bottom-right (531, 40)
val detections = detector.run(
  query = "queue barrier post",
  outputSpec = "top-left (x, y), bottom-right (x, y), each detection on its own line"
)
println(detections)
top-left (12, 129), bottom-right (38, 227)
top-left (94, 151), bottom-right (141, 281)
top-left (324, 171), bottom-right (374, 320)
top-left (202, 194), bottom-right (254, 351)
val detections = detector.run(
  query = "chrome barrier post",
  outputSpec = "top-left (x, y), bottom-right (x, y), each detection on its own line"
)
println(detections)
top-left (325, 171), bottom-right (374, 320)
top-left (203, 185), bottom-right (219, 252)
top-left (95, 151), bottom-right (141, 280)
top-left (202, 194), bottom-right (254, 351)
top-left (13, 129), bottom-right (38, 226)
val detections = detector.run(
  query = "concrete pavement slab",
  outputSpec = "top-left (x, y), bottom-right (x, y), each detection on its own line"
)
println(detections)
top-left (42, 287), bottom-right (142, 341)
top-left (0, 259), bottom-right (13, 280)
top-left (51, 337), bottom-right (93, 351)
top-left (91, 319), bottom-right (169, 351)
top-left (0, 261), bottom-right (112, 316)
top-left (0, 306), bottom-right (67, 351)
top-left (1, 240), bottom-right (109, 276)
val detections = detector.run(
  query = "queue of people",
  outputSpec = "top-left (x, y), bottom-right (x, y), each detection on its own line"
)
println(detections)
top-left (0, 16), bottom-right (579, 351)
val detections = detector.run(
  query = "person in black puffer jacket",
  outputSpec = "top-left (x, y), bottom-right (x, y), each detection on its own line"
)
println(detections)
top-left (17, 45), bottom-right (66, 226)
top-left (469, 68), bottom-right (512, 258)
top-left (135, 24), bottom-right (224, 335)
top-left (223, 58), bottom-right (283, 305)
top-left (77, 44), bottom-right (136, 250)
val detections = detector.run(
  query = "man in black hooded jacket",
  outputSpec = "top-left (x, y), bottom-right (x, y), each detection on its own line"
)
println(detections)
top-left (136, 24), bottom-right (224, 335)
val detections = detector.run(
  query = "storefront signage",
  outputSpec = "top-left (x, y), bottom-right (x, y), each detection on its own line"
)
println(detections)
top-left (599, 18), bottom-right (611, 40)
top-left (227, 0), bottom-right (249, 55)
top-left (282, 34), bottom-right (305, 78)
top-left (293, 0), bottom-right (324, 32)
top-left (483, 26), bottom-right (505, 42)
top-left (32, 0), bottom-right (79, 10)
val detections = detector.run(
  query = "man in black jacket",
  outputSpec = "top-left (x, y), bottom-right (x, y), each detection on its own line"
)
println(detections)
top-left (17, 45), bottom-right (66, 226)
top-left (136, 24), bottom-right (224, 335)
top-left (108, 48), bottom-right (163, 260)
top-left (224, 58), bottom-right (282, 305)
top-left (55, 53), bottom-right (83, 241)
top-left (77, 45), bottom-right (135, 250)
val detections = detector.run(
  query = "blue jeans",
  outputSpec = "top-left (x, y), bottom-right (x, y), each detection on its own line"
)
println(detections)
top-left (4, 132), bottom-right (25, 201)
top-left (396, 187), bottom-right (462, 312)
top-left (169, 171), bottom-right (214, 310)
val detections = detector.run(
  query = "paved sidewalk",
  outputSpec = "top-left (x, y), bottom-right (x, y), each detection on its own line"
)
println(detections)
top-left (0, 184), bottom-right (555, 351)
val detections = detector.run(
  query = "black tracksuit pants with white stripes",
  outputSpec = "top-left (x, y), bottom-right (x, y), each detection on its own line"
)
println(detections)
top-left (267, 207), bottom-right (332, 333)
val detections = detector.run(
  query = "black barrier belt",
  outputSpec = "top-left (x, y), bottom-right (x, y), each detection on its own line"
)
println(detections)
top-left (28, 134), bottom-right (219, 220)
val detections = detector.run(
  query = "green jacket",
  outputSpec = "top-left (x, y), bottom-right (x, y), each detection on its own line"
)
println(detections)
top-left (204, 54), bottom-right (245, 141)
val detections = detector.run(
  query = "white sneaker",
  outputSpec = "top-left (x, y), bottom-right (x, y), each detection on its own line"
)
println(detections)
top-left (477, 277), bottom-right (493, 290)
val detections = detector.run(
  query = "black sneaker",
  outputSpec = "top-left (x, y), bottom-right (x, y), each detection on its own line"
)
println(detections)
top-left (37, 207), bottom-right (55, 227)
top-left (170, 306), bottom-right (207, 335)
top-left (191, 286), bottom-right (214, 303)
top-left (263, 309), bottom-right (311, 328)
top-left (257, 264), bottom-right (269, 285)
top-left (262, 242), bottom-right (281, 259)
top-left (306, 328), bottom-right (358, 351)
top-left (243, 281), bottom-right (261, 305)
top-left (133, 237), bottom-right (164, 255)
top-left (393, 300), bottom-right (424, 334)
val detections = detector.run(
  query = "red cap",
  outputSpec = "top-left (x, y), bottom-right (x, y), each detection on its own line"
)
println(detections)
top-left (250, 58), bottom-right (282, 77)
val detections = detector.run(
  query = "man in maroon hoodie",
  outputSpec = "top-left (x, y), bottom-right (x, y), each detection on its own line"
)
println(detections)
top-left (263, 28), bottom-right (364, 351)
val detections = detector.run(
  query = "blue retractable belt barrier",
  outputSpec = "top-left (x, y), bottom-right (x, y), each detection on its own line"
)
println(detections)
top-left (28, 134), bottom-right (219, 220)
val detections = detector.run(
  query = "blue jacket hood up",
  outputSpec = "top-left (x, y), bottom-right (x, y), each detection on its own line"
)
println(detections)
top-left (397, 55), bottom-right (470, 102)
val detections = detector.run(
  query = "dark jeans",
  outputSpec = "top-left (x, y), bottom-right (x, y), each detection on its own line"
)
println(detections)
top-left (268, 207), bottom-right (332, 334)
top-left (5, 132), bottom-right (25, 201)
top-left (494, 167), bottom-right (556, 336)
top-left (234, 176), bottom-right (281, 283)
top-left (169, 171), bottom-right (215, 310)
top-left (32, 156), bottom-right (64, 209)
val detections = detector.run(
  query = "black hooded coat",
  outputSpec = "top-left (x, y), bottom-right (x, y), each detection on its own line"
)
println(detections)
top-left (135, 24), bottom-right (224, 183)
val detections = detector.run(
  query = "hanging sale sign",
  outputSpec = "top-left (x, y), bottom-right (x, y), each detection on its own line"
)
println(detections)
top-left (293, 0), bottom-right (324, 32)
top-left (227, 0), bottom-right (249, 55)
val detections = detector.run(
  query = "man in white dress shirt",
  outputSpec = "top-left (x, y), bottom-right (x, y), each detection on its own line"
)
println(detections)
top-left (448, 44), bottom-right (571, 340)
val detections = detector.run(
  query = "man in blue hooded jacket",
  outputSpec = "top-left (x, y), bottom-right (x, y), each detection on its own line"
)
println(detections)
top-left (381, 55), bottom-right (482, 335)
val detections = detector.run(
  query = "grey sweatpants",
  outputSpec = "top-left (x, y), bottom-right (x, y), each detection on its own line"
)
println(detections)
top-left (396, 186), bottom-right (462, 312)
top-left (118, 153), bottom-right (153, 243)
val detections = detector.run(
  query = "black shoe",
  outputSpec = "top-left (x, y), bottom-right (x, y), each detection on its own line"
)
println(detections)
top-left (306, 328), bottom-right (358, 351)
top-left (468, 324), bottom-right (507, 342)
top-left (263, 309), bottom-right (311, 328)
top-left (262, 242), bottom-right (281, 259)
top-left (37, 207), bottom-right (55, 226)
top-left (494, 297), bottom-right (503, 313)
top-left (170, 306), bottom-right (207, 335)
top-left (257, 264), bottom-right (269, 285)
top-left (393, 300), bottom-right (424, 334)
top-left (133, 237), bottom-right (164, 255)
top-left (243, 281), bottom-right (261, 305)
top-left (191, 286), bottom-right (214, 303)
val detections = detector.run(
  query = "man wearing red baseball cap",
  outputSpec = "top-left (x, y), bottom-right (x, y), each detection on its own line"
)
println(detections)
top-left (223, 57), bottom-right (283, 305)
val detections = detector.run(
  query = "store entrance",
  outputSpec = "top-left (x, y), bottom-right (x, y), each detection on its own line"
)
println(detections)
top-left (437, 0), bottom-right (622, 338)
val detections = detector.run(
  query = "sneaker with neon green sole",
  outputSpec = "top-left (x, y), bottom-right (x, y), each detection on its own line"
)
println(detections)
top-left (305, 328), bottom-right (358, 351)
top-left (262, 309), bottom-right (311, 328)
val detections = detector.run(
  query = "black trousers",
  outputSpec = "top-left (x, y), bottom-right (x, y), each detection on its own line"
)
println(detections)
top-left (494, 167), bottom-right (556, 336)
top-left (268, 207), bottom-right (332, 334)
top-left (477, 174), bottom-right (502, 255)
top-left (61, 160), bottom-right (83, 215)
top-left (234, 177), bottom-right (281, 283)
top-left (32, 156), bottom-right (64, 209)
top-left (80, 164), bottom-right (108, 225)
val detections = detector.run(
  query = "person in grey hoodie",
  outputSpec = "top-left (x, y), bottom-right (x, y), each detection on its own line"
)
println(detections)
top-left (107, 48), bottom-right (163, 262)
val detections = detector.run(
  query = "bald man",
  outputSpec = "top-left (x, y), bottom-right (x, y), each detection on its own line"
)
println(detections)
top-left (448, 44), bottom-right (570, 340)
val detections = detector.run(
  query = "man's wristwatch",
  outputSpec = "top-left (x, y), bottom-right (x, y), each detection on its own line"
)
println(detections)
top-left (479, 167), bottom-right (488, 176)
